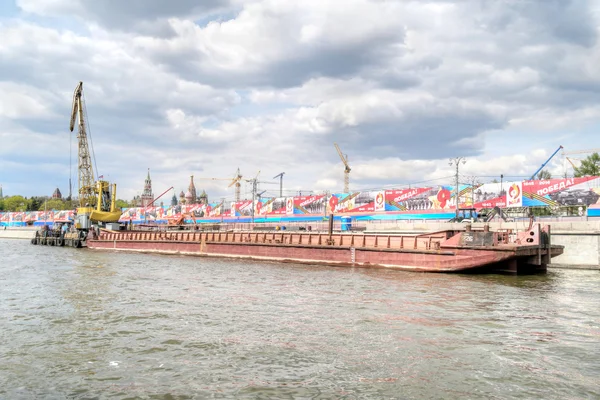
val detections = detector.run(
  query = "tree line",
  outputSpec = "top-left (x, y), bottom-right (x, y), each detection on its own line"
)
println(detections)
top-left (0, 196), bottom-right (131, 212)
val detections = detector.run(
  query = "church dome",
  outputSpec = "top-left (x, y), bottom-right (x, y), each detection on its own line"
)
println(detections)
top-left (185, 190), bottom-right (193, 200)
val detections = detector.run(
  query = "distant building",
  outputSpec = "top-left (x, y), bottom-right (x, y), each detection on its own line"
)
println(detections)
top-left (131, 195), bottom-right (141, 207)
top-left (141, 168), bottom-right (154, 207)
top-left (171, 194), bottom-right (178, 206)
top-left (199, 190), bottom-right (208, 205)
top-left (185, 175), bottom-right (197, 204)
top-left (0, 184), bottom-right (3, 198)
top-left (51, 188), bottom-right (62, 199)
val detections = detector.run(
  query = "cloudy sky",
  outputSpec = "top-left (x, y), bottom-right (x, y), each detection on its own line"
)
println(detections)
top-left (1, 0), bottom-right (599, 202)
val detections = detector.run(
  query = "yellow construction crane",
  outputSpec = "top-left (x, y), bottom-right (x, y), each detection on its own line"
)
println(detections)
top-left (196, 177), bottom-right (232, 181)
top-left (195, 171), bottom-right (245, 202)
top-left (68, 81), bottom-right (120, 228)
top-left (562, 148), bottom-right (600, 156)
top-left (566, 157), bottom-right (579, 169)
top-left (562, 148), bottom-right (600, 177)
top-left (334, 143), bottom-right (351, 193)
top-left (228, 168), bottom-right (243, 202)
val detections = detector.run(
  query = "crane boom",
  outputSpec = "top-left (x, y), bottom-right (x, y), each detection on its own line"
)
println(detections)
top-left (69, 82), bottom-right (83, 133)
top-left (530, 145), bottom-right (562, 180)
top-left (562, 148), bottom-right (600, 155)
top-left (70, 81), bottom-right (96, 207)
top-left (566, 157), bottom-right (578, 169)
top-left (334, 143), bottom-right (350, 171)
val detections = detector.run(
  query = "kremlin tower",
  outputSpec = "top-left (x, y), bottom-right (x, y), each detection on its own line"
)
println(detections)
top-left (141, 168), bottom-right (154, 207)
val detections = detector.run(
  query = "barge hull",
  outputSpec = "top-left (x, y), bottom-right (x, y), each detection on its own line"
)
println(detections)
top-left (87, 225), bottom-right (563, 274)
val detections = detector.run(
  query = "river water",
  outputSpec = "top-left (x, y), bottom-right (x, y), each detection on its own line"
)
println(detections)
top-left (1, 239), bottom-right (599, 399)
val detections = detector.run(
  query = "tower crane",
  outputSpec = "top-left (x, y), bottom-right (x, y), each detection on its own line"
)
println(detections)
top-left (228, 168), bottom-right (243, 202)
top-left (561, 148), bottom-right (600, 177)
top-left (196, 173), bottom-right (252, 202)
top-left (334, 143), bottom-right (351, 193)
top-left (566, 157), bottom-right (579, 169)
top-left (562, 148), bottom-right (600, 156)
top-left (245, 170), bottom-right (261, 223)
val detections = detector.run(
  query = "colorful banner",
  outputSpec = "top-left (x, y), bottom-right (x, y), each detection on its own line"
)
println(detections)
top-left (507, 182), bottom-right (523, 208)
top-left (4, 177), bottom-right (600, 226)
top-left (328, 192), bottom-right (376, 213)
top-left (383, 188), bottom-right (434, 211)
top-left (521, 177), bottom-right (600, 207)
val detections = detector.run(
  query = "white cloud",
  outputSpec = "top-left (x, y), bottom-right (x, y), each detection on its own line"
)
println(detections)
top-left (0, 82), bottom-right (58, 119)
top-left (1, 0), bottom-right (600, 200)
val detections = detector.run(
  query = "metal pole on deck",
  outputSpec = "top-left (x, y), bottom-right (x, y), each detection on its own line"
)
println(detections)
top-left (449, 157), bottom-right (466, 219)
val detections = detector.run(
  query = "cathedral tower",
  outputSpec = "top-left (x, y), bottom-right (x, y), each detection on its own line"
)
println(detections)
top-left (186, 175), bottom-right (197, 204)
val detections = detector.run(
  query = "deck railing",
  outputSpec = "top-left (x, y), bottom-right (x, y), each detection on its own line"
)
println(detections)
top-left (99, 230), bottom-right (451, 251)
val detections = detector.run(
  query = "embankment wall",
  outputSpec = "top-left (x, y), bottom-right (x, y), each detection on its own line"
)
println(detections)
top-left (0, 228), bottom-right (36, 240)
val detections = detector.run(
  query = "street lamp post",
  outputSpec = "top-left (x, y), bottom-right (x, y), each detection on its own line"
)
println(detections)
top-left (220, 197), bottom-right (225, 224)
top-left (449, 157), bottom-right (466, 219)
top-left (468, 176), bottom-right (479, 206)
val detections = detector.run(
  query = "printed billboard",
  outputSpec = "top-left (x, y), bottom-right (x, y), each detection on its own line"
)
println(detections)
top-left (3, 176), bottom-right (600, 226)
top-left (506, 182), bottom-right (523, 208)
top-left (328, 192), bottom-right (376, 213)
top-left (521, 177), bottom-right (600, 207)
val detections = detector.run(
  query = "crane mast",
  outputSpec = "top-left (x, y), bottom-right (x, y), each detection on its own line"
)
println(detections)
top-left (228, 168), bottom-right (243, 202)
top-left (70, 81), bottom-right (96, 207)
top-left (334, 143), bottom-right (351, 193)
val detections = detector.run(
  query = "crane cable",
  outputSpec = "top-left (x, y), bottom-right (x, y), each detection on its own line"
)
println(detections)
top-left (69, 126), bottom-right (72, 200)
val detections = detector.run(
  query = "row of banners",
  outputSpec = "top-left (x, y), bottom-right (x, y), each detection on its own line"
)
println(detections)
top-left (2, 176), bottom-right (600, 224)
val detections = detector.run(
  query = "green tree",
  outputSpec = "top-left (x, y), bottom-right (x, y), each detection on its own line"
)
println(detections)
top-left (537, 169), bottom-right (552, 180)
top-left (3, 195), bottom-right (29, 211)
top-left (115, 199), bottom-right (131, 209)
top-left (574, 153), bottom-right (600, 177)
top-left (29, 196), bottom-right (44, 212)
top-left (38, 198), bottom-right (70, 211)
top-left (0, 198), bottom-right (4, 211)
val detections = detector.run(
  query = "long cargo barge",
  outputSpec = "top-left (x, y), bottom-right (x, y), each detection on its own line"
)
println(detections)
top-left (86, 223), bottom-right (563, 274)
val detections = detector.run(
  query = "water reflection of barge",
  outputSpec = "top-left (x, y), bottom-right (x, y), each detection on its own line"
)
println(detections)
top-left (87, 222), bottom-right (563, 274)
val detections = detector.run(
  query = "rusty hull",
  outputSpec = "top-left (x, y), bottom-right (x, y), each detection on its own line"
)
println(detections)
top-left (87, 224), bottom-right (563, 274)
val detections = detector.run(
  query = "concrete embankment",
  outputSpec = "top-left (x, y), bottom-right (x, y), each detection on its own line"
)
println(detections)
top-left (0, 228), bottom-right (36, 240)
top-left (365, 220), bottom-right (600, 270)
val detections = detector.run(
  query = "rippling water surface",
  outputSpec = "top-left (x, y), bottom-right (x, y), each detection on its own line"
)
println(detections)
top-left (1, 239), bottom-right (599, 399)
